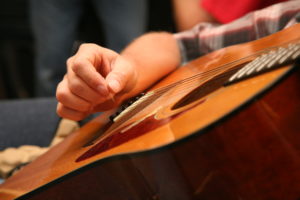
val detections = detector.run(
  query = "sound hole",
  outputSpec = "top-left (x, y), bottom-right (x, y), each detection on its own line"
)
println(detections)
top-left (172, 70), bottom-right (236, 110)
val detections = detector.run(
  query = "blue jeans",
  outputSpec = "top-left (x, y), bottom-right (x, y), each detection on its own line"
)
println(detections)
top-left (30, 0), bottom-right (148, 96)
top-left (0, 98), bottom-right (59, 150)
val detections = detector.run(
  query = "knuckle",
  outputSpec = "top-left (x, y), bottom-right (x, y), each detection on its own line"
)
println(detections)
top-left (69, 79), bottom-right (84, 95)
top-left (71, 58), bottom-right (86, 73)
top-left (66, 57), bottom-right (73, 67)
top-left (56, 89), bottom-right (68, 103)
top-left (79, 43), bottom-right (98, 53)
top-left (80, 43), bottom-right (98, 49)
top-left (56, 104), bottom-right (87, 121)
top-left (79, 43), bottom-right (90, 49)
top-left (56, 104), bottom-right (65, 117)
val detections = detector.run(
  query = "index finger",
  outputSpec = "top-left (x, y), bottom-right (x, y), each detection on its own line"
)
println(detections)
top-left (69, 44), bottom-right (111, 95)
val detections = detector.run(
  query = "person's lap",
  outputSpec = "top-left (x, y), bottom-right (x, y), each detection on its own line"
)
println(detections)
top-left (0, 98), bottom-right (60, 150)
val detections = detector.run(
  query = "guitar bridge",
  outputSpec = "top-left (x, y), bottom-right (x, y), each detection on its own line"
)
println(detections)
top-left (109, 93), bottom-right (146, 122)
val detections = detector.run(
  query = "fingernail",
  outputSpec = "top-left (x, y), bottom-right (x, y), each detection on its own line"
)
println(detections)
top-left (97, 85), bottom-right (109, 96)
top-left (108, 79), bottom-right (120, 93)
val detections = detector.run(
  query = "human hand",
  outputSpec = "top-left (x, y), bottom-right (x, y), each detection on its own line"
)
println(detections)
top-left (56, 43), bottom-right (137, 121)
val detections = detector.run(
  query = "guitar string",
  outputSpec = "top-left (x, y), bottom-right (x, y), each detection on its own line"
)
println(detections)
top-left (111, 47), bottom-right (271, 122)
top-left (110, 53), bottom-right (258, 129)
top-left (100, 41), bottom-right (298, 143)
top-left (107, 58), bottom-right (260, 139)
top-left (138, 53), bottom-right (255, 97)
top-left (119, 69), bottom-right (236, 119)
top-left (143, 42), bottom-right (298, 98)
top-left (112, 42), bottom-right (299, 126)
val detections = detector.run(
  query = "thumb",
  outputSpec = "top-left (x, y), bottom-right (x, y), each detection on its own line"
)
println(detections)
top-left (106, 56), bottom-right (136, 94)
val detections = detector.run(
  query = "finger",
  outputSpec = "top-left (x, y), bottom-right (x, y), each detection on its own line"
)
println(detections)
top-left (75, 43), bottom-right (117, 74)
top-left (106, 57), bottom-right (136, 94)
top-left (66, 70), bottom-right (108, 103)
top-left (56, 79), bottom-right (92, 112)
top-left (56, 103), bottom-right (89, 121)
top-left (68, 44), bottom-right (116, 96)
top-left (70, 56), bottom-right (110, 96)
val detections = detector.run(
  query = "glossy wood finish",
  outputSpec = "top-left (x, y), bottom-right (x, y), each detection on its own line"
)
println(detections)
top-left (1, 24), bottom-right (300, 200)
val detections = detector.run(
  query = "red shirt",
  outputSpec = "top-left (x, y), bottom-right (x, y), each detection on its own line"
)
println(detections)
top-left (201, 0), bottom-right (288, 23)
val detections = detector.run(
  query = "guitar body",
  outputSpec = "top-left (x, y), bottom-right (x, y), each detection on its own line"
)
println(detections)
top-left (1, 24), bottom-right (300, 200)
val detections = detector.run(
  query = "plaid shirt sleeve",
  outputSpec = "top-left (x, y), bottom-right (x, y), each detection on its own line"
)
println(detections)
top-left (174, 0), bottom-right (300, 64)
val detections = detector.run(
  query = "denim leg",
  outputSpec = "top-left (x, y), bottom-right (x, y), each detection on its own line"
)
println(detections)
top-left (29, 0), bottom-right (83, 97)
top-left (92, 0), bottom-right (148, 52)
top-left (0, 98), bottom-right (60, 150)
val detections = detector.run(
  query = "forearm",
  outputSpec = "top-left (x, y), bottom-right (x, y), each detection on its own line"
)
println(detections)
top-left (120, 32), bottom-right (181, 99)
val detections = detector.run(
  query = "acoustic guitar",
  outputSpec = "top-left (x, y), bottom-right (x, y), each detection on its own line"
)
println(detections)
top-left (1, 23), bottom-right (300, 200)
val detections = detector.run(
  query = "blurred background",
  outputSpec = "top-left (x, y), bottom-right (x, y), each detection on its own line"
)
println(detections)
top-left (0, 0), bottom-right (175, 99)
